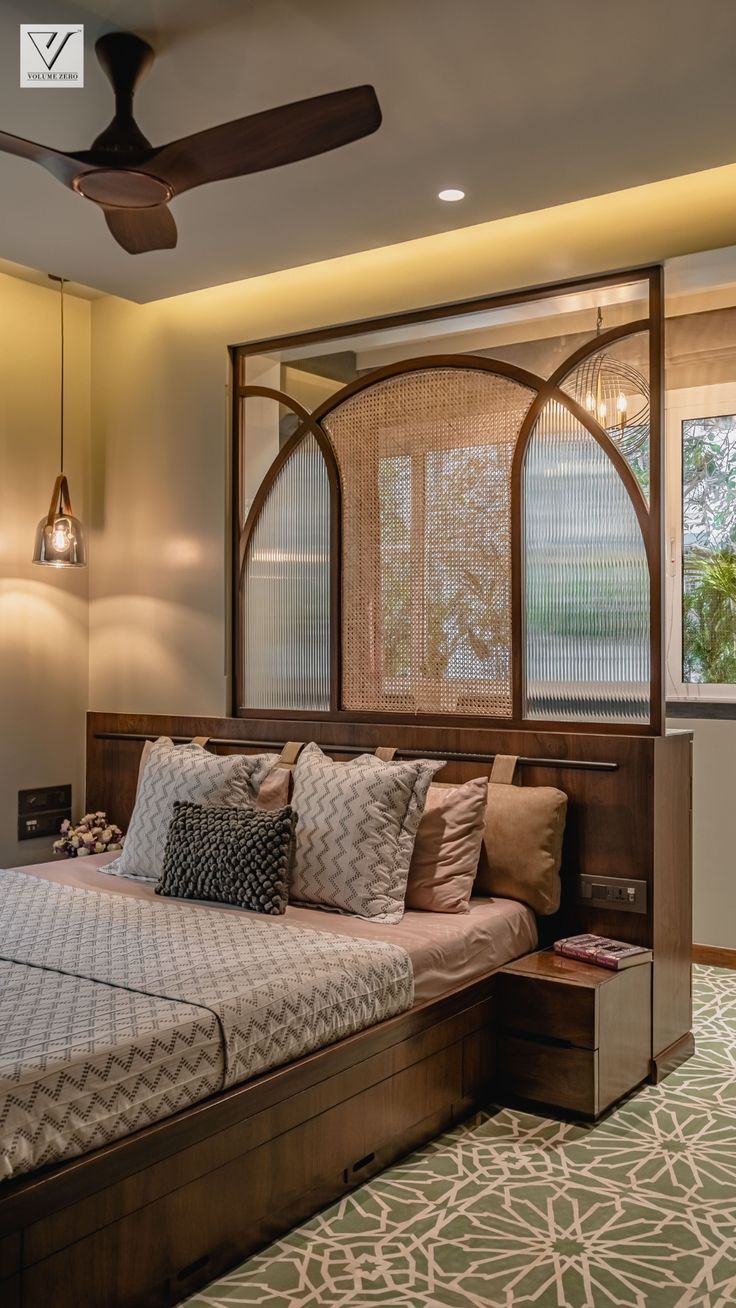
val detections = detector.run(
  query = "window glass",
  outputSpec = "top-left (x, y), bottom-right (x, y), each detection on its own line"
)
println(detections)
top-left (682, 415), bottom-right (736, 684)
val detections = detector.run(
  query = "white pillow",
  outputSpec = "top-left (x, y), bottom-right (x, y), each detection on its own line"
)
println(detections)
top-left (105, 737), bottom-right (277, 883)
top-left (289, 742), bottom-right (443, 922)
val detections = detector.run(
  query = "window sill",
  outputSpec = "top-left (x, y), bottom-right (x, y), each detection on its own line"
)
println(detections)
top-left (666, 700), bottom-right (736, 720)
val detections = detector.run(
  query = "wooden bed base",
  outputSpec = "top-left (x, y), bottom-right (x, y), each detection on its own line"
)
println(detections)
top-left (0, 973), bottom-right (497, 1308)
top-left (0, 711), bottom-right (694, 1308)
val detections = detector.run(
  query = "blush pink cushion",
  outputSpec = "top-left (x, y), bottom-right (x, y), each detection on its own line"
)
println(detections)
top-left (404, 775), bottom-right (488, 913)
top-left (254, 765), bottom-right (292, 811)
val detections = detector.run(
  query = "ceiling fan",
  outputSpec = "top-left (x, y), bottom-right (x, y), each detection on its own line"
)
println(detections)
top-left (0, 32), bottom-right (382, 254)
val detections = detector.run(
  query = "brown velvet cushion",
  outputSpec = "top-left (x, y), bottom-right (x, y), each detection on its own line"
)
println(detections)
top-left (475, 755), bottom-right (567, 915)
top-left (404, 776), bottom-right (488, 913)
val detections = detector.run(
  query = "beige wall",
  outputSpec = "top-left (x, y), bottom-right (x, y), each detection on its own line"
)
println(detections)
top-left (666, 719), bottom-right (736, 951)
top-left (89, 295), bottom-right (232, 716)
top-left (0, 271), bottom-right (90, 867)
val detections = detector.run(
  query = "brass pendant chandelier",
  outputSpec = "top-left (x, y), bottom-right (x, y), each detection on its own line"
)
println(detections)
top-left (32, 275), bottom-right (87, 568)
top-left (579, 307), bottom-right (649, 459)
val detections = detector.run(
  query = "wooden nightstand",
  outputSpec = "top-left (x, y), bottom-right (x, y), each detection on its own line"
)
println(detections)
top-left (497, 949), bottom-right (652, 1118)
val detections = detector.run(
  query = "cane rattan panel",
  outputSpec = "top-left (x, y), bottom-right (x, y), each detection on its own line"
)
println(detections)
top-left (523, 400), bottom-right (650, 723)
top-left (243, 431), bottom-right (330, 710)
top-left (322, 367), bottom-right (534, 716)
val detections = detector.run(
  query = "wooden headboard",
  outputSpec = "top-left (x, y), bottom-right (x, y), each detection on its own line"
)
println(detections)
top-left (86, 710), bottom-right (692, 1072)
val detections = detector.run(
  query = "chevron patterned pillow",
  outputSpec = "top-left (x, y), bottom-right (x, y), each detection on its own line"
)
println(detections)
top-left (104, 737), bottom-right (277, 884)
top-left (157, 801), bottom-right (295, 913)
top-left (289, 743), bottom-right (444, 922)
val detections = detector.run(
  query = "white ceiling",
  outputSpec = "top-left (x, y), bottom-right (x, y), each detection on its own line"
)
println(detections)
top-left (1, 0), bottom-right (736, 302)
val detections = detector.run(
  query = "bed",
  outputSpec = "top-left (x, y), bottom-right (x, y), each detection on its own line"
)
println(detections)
top-left (1, 854), bottom-right (536, 1181)
top-left (0, 711), bottom-right (692, 1308)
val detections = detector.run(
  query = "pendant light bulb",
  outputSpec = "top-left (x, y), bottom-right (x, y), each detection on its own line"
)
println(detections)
top-left (51, 521), bottom-right (71, 552)
top-left (32, 275), bottom-right (87, 568)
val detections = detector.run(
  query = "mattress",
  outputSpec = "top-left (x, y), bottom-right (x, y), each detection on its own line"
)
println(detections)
top-left (17, 853), bottom-right (539, 1003)
top-left (0, 867), bottom-right (413, 1181)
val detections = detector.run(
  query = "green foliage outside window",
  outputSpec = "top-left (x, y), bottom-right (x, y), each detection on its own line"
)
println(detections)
top-left (682, 416), bottom-right (736, 683)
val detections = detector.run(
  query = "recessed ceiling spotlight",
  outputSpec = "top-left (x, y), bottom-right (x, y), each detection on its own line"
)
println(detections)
top-left (438, 188), bottom-right (465, 202)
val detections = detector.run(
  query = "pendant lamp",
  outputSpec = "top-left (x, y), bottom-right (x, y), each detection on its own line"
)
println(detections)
top-left (32, 275), bottom-right (87, 567)
top-left (578, 307), bottom-right (649, 460)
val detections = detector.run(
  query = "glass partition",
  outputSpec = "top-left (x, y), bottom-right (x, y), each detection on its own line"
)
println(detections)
top-left (234, 268), bottom-right (661, 730)
top-left (524, 403), bottom-right (650, 723)
top-left (242, 430), bottom-right (330, 711)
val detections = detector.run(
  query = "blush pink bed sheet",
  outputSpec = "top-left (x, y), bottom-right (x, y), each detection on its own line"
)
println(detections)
top-left (14, 854), bottom-right (538, 1004)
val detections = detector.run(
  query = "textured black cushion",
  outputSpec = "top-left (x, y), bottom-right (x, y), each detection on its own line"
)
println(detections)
top-left (156, 801), bottom-right (295, 913)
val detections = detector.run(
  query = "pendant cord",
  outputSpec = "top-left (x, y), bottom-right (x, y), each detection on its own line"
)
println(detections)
top-left (59, 277), bottom-right (65, 475)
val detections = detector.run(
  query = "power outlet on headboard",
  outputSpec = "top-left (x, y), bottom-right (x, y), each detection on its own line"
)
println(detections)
top-left (579, 874), bottom-right (647, 915)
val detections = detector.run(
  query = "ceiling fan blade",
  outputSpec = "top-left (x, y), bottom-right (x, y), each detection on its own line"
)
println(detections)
top-left (103, 204), bottom-right (177, 254)
top-left (0, 128), bottom-right (81, 187)
top-left (150, 85), bottom-right (381, 194)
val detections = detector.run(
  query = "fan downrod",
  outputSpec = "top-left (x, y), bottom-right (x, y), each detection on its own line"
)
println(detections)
top-left (95, 32), bottom-right (154, 100)
top-left (91, 33), bottom-right (155, 154)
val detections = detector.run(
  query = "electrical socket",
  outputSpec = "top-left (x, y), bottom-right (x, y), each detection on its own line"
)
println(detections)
top-left (18, 784), bottom-right (71, 842)
top-left (579, 873), bottom-right (647, 915)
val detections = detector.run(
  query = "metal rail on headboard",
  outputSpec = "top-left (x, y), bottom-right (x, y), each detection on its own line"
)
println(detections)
top-left (92, 731), bottom-right (619, 773)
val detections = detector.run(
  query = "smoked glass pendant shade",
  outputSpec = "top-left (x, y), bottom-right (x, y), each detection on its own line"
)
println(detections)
top-left (32, 474), bottom-right (87, 567)
top-left (33, 274), bottom-right (87, 569)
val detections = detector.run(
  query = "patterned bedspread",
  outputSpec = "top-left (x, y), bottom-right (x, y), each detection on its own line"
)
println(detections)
top-left (0, 870), bottom-right (414, 1181)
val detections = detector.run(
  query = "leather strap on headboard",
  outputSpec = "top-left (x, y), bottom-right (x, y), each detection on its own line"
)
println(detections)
top-left (490, 754), bottom-right (519, 785)
top-left (278, 741), bottom-right (305, 767)
top-left (374, 746), bottom-right (397, 761)
top-left (192, 736), bottom-right (210, 748)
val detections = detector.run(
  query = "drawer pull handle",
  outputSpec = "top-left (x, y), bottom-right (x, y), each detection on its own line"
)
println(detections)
top-left (506, 1029), bottom-right (574, 1049)
top-left (352, 1152), bottom-right (376, 1173)
top-left (177, 1253), bottom-right (210, 1282)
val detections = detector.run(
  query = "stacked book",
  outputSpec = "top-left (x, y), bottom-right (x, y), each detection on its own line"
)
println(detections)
top-left (554, 933), bottom-right (652, 971)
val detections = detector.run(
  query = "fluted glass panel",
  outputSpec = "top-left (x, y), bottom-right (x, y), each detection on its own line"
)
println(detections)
top-left (243, 433), bottom-right (329, 709)
top-left (524, 402), bottom-right (649, 722)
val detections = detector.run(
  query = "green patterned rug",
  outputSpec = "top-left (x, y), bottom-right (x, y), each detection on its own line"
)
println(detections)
top-left (185, 966), bottom-right (736, 1307)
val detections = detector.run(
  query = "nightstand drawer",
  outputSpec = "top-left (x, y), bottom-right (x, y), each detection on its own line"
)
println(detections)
top-left (501, 1035), bottom-right (598, 1115)
top-left (497, 972), bottom-right (597, 1049)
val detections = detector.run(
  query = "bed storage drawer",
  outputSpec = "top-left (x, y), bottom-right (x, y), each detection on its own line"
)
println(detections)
top-left (19, 1040), bottom-right (469, 1308)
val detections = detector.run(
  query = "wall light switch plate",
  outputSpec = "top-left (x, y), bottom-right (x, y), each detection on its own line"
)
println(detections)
top-left (17, 784), bottom-right (72, 842)
top-left (579, 874), bottom-right (647, 915)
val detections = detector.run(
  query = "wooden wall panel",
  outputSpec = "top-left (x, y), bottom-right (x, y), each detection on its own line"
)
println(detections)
top-left (86, 710), bottom-right (692, 1068)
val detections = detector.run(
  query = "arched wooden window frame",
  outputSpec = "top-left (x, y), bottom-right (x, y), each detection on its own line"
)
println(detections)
top-left (233, 267), bottom-right (663, 734)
